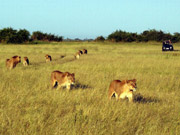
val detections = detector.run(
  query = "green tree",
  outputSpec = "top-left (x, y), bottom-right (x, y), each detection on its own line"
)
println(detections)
top-left (16, 29), bottom-right (30, 43)
top-left (107, 30), bottom-right (137, 42)
top-left (95, 36), bottom-right (105, 42)
top-left (31, 31), bottom-right (44, 40)
top-left (0, 28), bottom-right (17, 43)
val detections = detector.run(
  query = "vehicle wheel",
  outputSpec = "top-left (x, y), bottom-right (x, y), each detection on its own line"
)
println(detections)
top-left (162, 47), bottom-right (165, 51)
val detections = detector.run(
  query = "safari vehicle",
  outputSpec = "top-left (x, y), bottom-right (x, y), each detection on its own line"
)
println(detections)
top-left (162, 40), bottom-right (174, 51)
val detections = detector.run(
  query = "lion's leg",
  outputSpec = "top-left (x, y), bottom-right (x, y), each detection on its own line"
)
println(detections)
top-left (108, 90), bottom-right (118, 100)
top-left (57, 83), bottom-right (62, 90)
top-left (6, 63), bottom-right (10, 69)
top-left (115, 93), bottom-right (119, 101)
top-left (66, 84), bottom-right (71, 91)
top-left (9, 63), bottom-right (13, 69)
top-left (127, 92), bottom-right (133, 102)
top-left (12, 63), bottom-right (16, 69)
top-left (108, 89), bottom-right (114, 100)
top-left (51, 79), bottom-right (57, 89)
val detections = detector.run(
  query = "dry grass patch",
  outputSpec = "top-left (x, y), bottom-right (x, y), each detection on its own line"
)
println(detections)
top-left (0, 42), bottom-right (180, 135)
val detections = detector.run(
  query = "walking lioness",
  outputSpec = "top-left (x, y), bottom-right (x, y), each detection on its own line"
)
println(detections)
top-left (51, 71), bottom-right (75, 90)
top-left (6, 56), bottom-right (21, 69)
top-left (108, 79), bottom-right (137, 102)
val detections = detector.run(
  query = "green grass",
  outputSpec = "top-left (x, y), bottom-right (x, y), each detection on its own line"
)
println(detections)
top-left (0, 42), bottom-right (180, 135)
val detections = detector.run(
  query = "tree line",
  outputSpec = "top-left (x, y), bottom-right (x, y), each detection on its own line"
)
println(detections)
top-left (0, 27), bottom-right (180, 44)
top-left (0, 28), bottom-right (63, 44)
top-left (105, 29), bottom-right (180, 43)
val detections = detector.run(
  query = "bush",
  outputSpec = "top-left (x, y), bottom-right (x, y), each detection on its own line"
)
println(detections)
top-left (107, 30), bottom-right (136, 42)
top-left (31, 31), bottom-right (63, 42)
top-left (95, 36), bottom-right (105, 42)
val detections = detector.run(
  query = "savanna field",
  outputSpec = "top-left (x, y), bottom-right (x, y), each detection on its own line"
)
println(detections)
top-left (0, 42), bottom-right (180, 135)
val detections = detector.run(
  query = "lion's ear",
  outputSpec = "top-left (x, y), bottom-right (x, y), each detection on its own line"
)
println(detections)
top-left (132, 79), bottom-right (136, 83)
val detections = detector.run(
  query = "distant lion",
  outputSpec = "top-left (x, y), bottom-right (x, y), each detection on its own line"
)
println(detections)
top-left (23, 57), bottom-right (29, 66)
top-left (108, 79), bottom-right (137, 102)
top-left (51, 71), bottom-right (75, 90)
top-left (74, 51), bottom-right (81, 59)
top-left (6, 56), bottom-right (21, 69)
top-left (83, 49), bottom-right (87, 54)
top-left (45, 54), bottom-right (52, 62)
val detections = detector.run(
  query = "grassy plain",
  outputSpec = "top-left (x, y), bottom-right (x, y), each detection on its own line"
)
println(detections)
top-left (0, 42), bottom-right (180, 135)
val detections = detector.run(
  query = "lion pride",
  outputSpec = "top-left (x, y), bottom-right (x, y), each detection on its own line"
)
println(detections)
top-left (6, 56), bottom-right (21, 69)
top-left (51, 70), bottom-right (75, 90)
top-left (108, 79), bottom-right (137, 102)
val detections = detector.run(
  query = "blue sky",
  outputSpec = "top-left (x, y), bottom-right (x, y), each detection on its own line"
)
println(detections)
top-left (0, 0), bottom-right (180, 39)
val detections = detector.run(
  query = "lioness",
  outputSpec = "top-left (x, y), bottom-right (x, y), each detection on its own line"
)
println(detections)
top-left (45, 54), bottom-right (52, 62)
top-left (108, 79), bottom-right (137, 102)
top-left (74, 51), bottom-right (81, 59)
top-left (83, 49), bottom-right (87, 54)
top-left (6, 56), bottom-right (21, 69)
top-left (23, 57), bottom-right (29, 66)
top-left (51, 70), bottom-right (75, 90)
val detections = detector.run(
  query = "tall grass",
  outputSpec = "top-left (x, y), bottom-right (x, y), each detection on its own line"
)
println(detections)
top-left (0, 42), bottom-right (180, 135)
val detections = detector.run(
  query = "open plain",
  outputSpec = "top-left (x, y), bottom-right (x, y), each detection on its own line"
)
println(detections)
top-left (0, 42), bottom-right (180, 135)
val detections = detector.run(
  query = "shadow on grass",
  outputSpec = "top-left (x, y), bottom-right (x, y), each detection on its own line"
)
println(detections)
top-left (134, 93), bottom-right (160, 103)
top-left (50, 82), bottom-right (92, 91)
top-left (162, 49), bottom-right (180, 52)
top-left (51, 55), bottom-right (66, 62)
top-left (162, 50), bottom-right (180, 56)
top-left (173, 50), bottom-right (180, 52)
top-left (31, 56), bottom-right (75, 67)
top-left (60, 55), bottom-right (66, 59)
top-left (72, 82), bottom-right (92, 90)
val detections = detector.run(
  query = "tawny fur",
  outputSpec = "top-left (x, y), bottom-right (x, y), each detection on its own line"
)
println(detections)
top-left (82, 49), bottom-right (87, 54)
top-left (51, 71), bottom-right (75, 90)
top-left (45, 54), bottom-right (52, 62)
top-left (108, 79), bottom-right (137, 102)
top-left (23, 57), bottom-right (29, 66)
top-left (6, 56), bottom-right (21, 69)
top-left (74, 52), bottom-right (81, 59)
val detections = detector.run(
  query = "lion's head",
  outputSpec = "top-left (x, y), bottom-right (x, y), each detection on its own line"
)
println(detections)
top-left (126, 79), bottom-right (137, 91)
top-left (66, 73), bottom-right (75, 85)
top-left (12, 56), bottom-right (21, 63)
